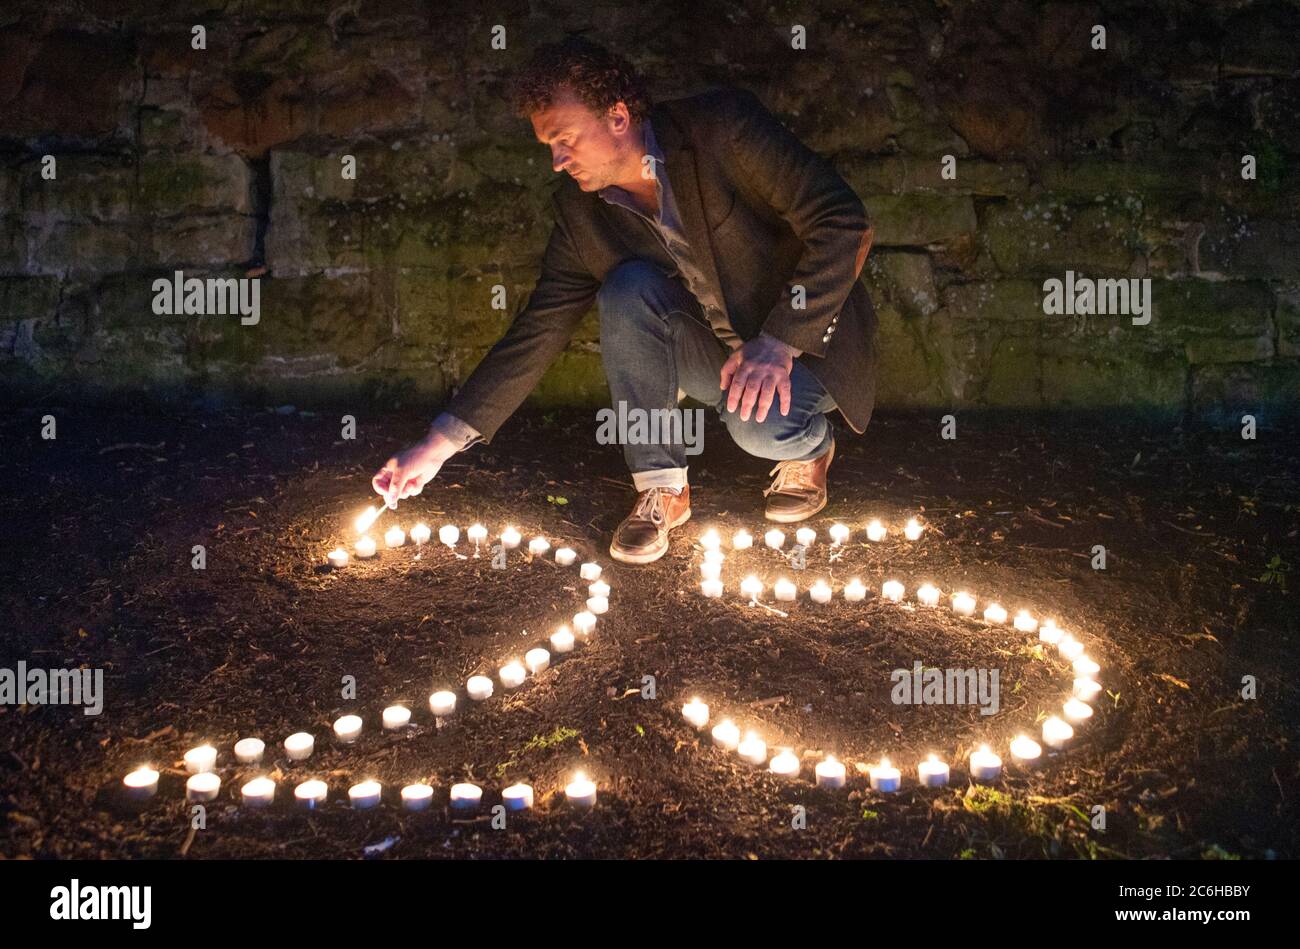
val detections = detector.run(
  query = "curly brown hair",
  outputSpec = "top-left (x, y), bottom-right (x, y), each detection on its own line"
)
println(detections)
top-left (511, 37), bottom-right (652, 123)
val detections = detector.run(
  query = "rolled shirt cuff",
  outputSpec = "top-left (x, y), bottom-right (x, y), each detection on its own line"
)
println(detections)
top-left (430, 412), bottom-right (484, 452)
top-left (631, 467), bottom-right (689, 493)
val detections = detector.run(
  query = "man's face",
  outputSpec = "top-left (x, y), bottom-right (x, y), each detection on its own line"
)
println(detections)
top-left (531, 88), bottom-right (638, 192)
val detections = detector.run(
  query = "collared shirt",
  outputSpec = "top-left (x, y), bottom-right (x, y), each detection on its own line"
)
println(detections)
top-left (435, 120), bottom-right (741, 451)
top-left (596, 120), bottom-right (737, 345)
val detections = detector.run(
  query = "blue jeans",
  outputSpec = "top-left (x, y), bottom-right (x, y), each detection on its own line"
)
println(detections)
top-left (597, 259), bottom-right (837, 491)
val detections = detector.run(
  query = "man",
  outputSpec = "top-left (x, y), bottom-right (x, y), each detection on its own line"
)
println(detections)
top-left (373, 38), bottom-right (877, 565)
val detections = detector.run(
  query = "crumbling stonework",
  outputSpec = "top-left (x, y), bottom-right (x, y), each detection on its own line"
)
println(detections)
top-left (1, 0), bottom-right (1296, 416)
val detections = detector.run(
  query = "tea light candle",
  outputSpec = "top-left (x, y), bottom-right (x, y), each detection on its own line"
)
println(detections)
top-left (333, 715), bottom-right (362, 743)
top-left (349, 780), bottom-right (382, 809)
top-left (904, 518), bottom-right (924, 540)
top-left (844, 578), bottom-right (867, 602)
top-left (467, 523), bottom-right (488, 545)
top-left (769, 748), bottom-right (800, 777)
top-left (795, 527), bottom-right (816, 547)
top-left (983, 602), bottom-right (1007, 624)
top-left (1042, 716), bottom-right (1074, 749)
top-left (589, 580), bottom-right (611, 598)
top-left (355, 535), bottom-right (377, 559)
top-left (1038, 619), bottom-right (1063, 644)
top-left (550, 626), bottom-right (575, 654)
top-left (700, 561), bottom-right (722, 582)
top-left (565, 771), bottom-right (597, 809)
top-left (809, 579), bottom-right (832, 603)
top-left (952, 591), bottom-right (977, 615)
top-left (740, 575), bottom-right (763, 600)
top-left (411, 523), bottom-right (432, 545)
top-left (183, 744), bottom-right (217, 774)
top-left (525, 648), bottom-right (551, 674)
top-left (700, 579), bottom-right (724, 598)
top-left (1073, 655), bottom-right (1100, 678)
top-left (382, 705), bottom-right (411, 730)
top-left (234, 737), bottom-right (265, 764)
top-left (917, 583), bottom-right (941, 607)
top-left (1063, 698), bottom-right (1094, 724)
top-left (503, 783), bottom-right (535, 811)
top-left (429, 690), bottom-right (457, 717)
top-left (774, 578), bottom-right (797, 602)
top-left (384, 525), bottom-right (406, 548)
top-left (969, 745), bottom-right (1002, 781)
top-left (501, 527), bottom-right (521, 549)
top-left (704, 548), bottom-right (725, 565)
top-left (681, 697), bottom-right (709, 729)
top-left (467, 675), bottom-right (494, 700)
top-left (241, 776), bottom-right (276, 807)
top-left (869, 757), bottom-right (901, 792)
top-left (586, 596), bottom-right (609, 615)
top-left (123, 766), bottom-right (159, 799)
top-left (294, 779), bottom-right (328, 809)
top-left (866, 520), bottom-right (887, 542)
top-left (1013, 610), bottom-right (1038, 633)
top-left (284, 732), bottom-right (314, 761)
top-left (355, 505), bottom-right (382, 533)
top-left (918, 754), bottom-right (950, 787)
top-left (764, 528), bottom-right (785, 550)
top-left (450, 783), bottom-right (482, 812)
top-left (700, 528), bottom-right (721, 551)
top-left (401, 784), bottom-right (433, 811)
top-left (1073, 677), bottom-right (1102, 702)
top-left (732, 530), bottom-right (753, 550)
top-left (711, 719), bottom-right (740, 750)
top-left (528, 536), bottom-right (550, 556)
top-left (327, 548), bottom-right (349, 568)
top-left (1058, 637), bottom-right (1085, 661)
top-left (829, 523), bottom-right (850, 545)
top-left (186, 772), bottom-right (221, 802)
top-left (580, 562), bottom-right (602, 581)
top-left (737, 732), bottom-right (768, 765)
top-left (555, 547), bottom-right (577, 566)
top-left (881, 579), bottom-right (905, 602)
top-left (815, 755), bottom-right (846, 789)
top-left (572, 611), bottom-right (597, 639)
top-left (499, 661), bottom-right (526, 689)
top-left (1010, 735), bottom-right (1042, 765)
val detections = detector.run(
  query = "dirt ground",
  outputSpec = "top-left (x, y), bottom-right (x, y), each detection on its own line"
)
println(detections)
top-left (1, 398), bottom-right (1296, 860)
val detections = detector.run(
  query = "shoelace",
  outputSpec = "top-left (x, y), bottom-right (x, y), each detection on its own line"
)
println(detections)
top-left (630, 487), bottom-right (671, 525)
top-left (763, 459), bottom-right (816, 497)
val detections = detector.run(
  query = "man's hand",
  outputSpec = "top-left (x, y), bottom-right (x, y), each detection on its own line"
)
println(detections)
top-left (719, 334), bottom-right (801, 423)
top-left (371, 431), bottom-right (457, 507)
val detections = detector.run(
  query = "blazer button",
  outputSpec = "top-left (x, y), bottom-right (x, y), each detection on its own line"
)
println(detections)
top-left (821, 333), bottom-right (831, 343)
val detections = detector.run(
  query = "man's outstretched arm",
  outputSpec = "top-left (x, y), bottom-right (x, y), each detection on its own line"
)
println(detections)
top-left (372, 202), bottom-right (599, 504)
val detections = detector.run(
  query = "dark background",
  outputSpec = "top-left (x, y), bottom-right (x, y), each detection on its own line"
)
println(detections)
top-left (1, 0), bottom-right (1297, 417)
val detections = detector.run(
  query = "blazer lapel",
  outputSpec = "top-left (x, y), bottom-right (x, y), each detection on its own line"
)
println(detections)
top-left (651, 103), bottom-right (733, 329)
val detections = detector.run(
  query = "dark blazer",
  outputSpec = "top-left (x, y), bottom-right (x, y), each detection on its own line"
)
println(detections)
top-left (444, 87), bottom-right (878, 442)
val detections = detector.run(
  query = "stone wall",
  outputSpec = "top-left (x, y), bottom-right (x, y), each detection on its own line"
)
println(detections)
top-left (1, 0), bottom-right (1297, 417)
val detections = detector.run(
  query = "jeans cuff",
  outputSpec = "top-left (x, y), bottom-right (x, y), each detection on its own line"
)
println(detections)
top-left (632, 467), bottom-right (689, 492)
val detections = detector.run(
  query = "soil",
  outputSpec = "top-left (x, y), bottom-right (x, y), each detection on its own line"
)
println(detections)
top-left (1, 400), bottom-right (1297, 860)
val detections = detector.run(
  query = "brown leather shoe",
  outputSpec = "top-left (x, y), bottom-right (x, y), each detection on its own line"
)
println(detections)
top-left (610, 485), bottom-right (691, 564)
top-left (763, 435), bottom-right (834, 522)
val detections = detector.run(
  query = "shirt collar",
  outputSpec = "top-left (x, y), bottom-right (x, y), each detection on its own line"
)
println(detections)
top-left (597, 119), bottom-right (665, 207)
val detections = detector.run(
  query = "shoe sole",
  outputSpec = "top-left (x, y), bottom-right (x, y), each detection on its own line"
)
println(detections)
top-left (764, 438), bottom-right (834, 523)
top-left (609, 508), bottom-right (692, 564)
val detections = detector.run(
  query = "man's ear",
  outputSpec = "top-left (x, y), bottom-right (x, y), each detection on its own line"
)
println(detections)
top-left (607, 102), bottom-right (632, 134)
